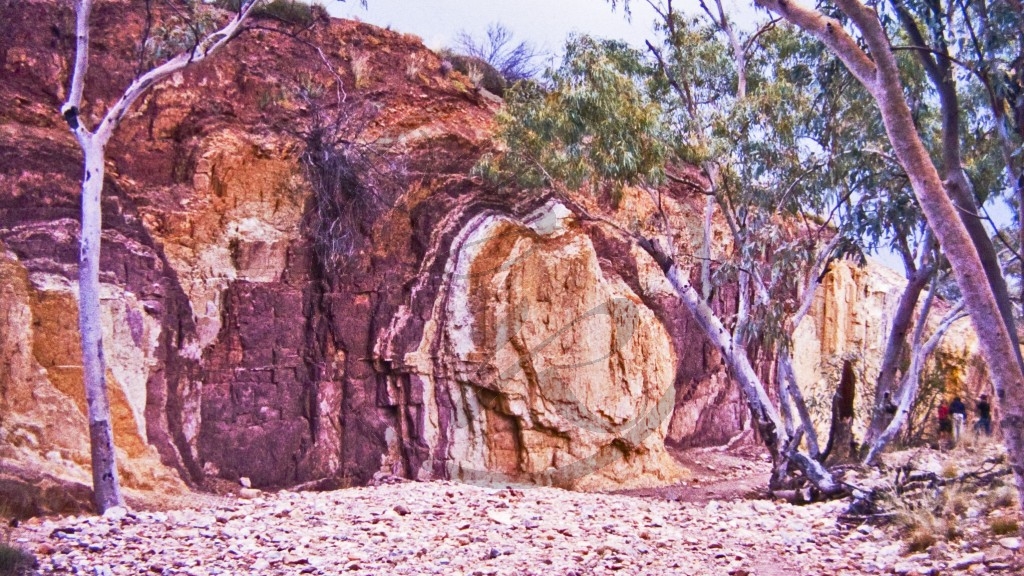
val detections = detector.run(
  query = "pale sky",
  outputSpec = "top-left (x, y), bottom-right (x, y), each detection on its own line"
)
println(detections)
top-left (328, 0), bottom-right (655, 54)
top-left (327, 0), bottom-right (764, 56)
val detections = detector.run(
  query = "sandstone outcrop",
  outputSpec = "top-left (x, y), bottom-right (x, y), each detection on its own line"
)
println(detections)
top-left (0, 0), bottom-right (981, 502)
top-left (793, 259), bottom-right (984, 442)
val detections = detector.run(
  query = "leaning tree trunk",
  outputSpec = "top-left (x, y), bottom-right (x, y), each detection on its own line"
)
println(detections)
top-left (79, 140), bottom-right (124, 512)
top-left (755, 0), bottom-right (1024, 509)
top-left (893, 0), bottom-right (1024, 434)
top-left (638, 239), bottom-right (840, 495)
top-left (864, 298), bottom-right (965, 465)
top-left (863, 250), bottom-right (934, 448)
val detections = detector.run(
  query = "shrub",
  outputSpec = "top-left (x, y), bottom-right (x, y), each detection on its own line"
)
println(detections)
top-left (987, 486), bottom-right (1019, 510)
top-left (990, 517), bottom-right (1019, 536)
top-left (0, 543), bottom-right (37, 576)
top-left (884, 483), bottom-right (971, 552)
top-left (214, 0), bottom-right (327, 27)
top-left (941, 461), bottom-right (958, 479)
top-left (437, 49), bottom-right (507, 96)
top-left (452, 23), bottom-right (541, 84)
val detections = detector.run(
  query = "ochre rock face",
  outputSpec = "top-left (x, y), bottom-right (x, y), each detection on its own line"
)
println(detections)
top-left (792, 260), bottom-right (983, 441)
top-left (0, 243), bottom-right (188, 508)
top-left (0, 1), bottom-right (979, 500)
top-left (378, 204), bottom-right (686, 490)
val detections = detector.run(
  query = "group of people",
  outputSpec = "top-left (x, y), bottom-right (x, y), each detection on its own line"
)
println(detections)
top-left (938, 394), bottom-right (992, 443)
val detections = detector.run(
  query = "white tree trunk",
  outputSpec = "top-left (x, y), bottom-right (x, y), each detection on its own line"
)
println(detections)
top-left (79, 140), bottom-right (124, 512)
top-left (863, 298), bottom-right (966, 465)
top-left (663, 265), bottom-right (785, 444)
top-left (61, 0), bottom-right (265, 513)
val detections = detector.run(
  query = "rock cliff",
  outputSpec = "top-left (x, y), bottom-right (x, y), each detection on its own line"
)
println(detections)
top-left (792, 259), bottom-right (983, 443)
top-left (0, 0), bottom-right (981, 508)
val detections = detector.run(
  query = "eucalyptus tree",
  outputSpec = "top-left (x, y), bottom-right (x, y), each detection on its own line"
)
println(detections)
top-left (751, 0), bottom-right (1024, 508)
top-left (60, 0), bottom-right (356, 513)
top-left (886, 0), bottom-right (1023, 372)
top-left (483, 6), bottom-right (862, 494)
top-left (857, 0), bottom-right (1017, 453)
top-left (811, 28), bottom-right (949, 456)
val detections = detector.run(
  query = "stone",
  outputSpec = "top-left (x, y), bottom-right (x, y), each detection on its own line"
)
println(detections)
top-left (997, 537), bottom-right (1021, 551)
top-left (101, 506), bottom-right (128, 522)
top-left (950, 552), bottom-right (986, 569)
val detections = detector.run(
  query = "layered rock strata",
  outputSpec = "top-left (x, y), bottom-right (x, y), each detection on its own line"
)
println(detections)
top-left (0, 0), bottom-right (981, 501)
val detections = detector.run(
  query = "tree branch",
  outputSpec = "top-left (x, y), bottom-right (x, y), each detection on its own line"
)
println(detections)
top-left (94, 0), bottom-right (262, 143)
top-left (754, 0), bottom-right (879, 91)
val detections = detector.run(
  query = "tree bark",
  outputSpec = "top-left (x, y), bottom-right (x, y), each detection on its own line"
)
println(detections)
top-left (864, 297), bottom-right (966, 465)
top-left (80, 141), bottom-right (124, 512)
top-left (777, 350), bottom-right (821, 458)
top-left (640, 245), bottom-right (841, 494)
top-left (61, 0), bottom-right (266, 513)
top-left (891, 0), bottom-right (1024, 376)
top-left (863, 255), bottom-right (933, 448)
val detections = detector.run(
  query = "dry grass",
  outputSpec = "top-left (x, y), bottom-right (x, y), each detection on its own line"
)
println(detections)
top-left (351, 53), bottom-right (371, 88)
top-left (940, 460), bottom-right (959, 479)
top-left (885, 482), bottom-right (977, 552)
top-left (406, 54), bottom-right (424, 81)
top-left (888, 490), bottom-right (955, 552)
top-left (0, 544), bottom-right (36, 576)
top-left (990, 517), bottom-right (1020, 536)
top-left (0, 503), bottom-right (36, 576)
top-left (988, 485), bottom-right (1019, 510)
top-left (466, 63), bottom-right (484, 89)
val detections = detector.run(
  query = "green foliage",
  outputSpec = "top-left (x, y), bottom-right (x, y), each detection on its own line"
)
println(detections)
top-left (862, 0), bottom-right (1023, 275)
top-left (486, 12), bottom-right (872, 347)
top-left (214, 0), bottom-right (327, 26)
top-left (144, 2), bottom-right (220, 65)
top-left (479, 35), bottom-right (666, 203)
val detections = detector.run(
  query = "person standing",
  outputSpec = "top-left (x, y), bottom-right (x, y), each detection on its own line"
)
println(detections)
top-left (975, 394), bottom-right (993, 436)
top-left (938, 399), bottom-right (952, 444)
top-left (950, 396), bottom-right (967, 443)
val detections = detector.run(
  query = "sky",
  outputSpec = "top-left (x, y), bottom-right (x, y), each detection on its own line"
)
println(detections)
top-left (327, 0), bottom-right (662, 55)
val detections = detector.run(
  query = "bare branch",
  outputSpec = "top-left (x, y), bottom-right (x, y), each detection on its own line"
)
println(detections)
top-left (95, 0), bottom-right (262, 143)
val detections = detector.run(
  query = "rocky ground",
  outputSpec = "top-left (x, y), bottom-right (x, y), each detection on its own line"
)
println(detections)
top-left (7, 445), bottom-right (1023, 576)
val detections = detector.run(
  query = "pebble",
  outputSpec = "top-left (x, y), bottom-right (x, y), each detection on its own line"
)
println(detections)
top-left (10, 479), bottom-right (1023, 576)
top-left (951, 551), bottom-right (987, 569)
top-left (998, 537), bottom-right (1021, 551)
